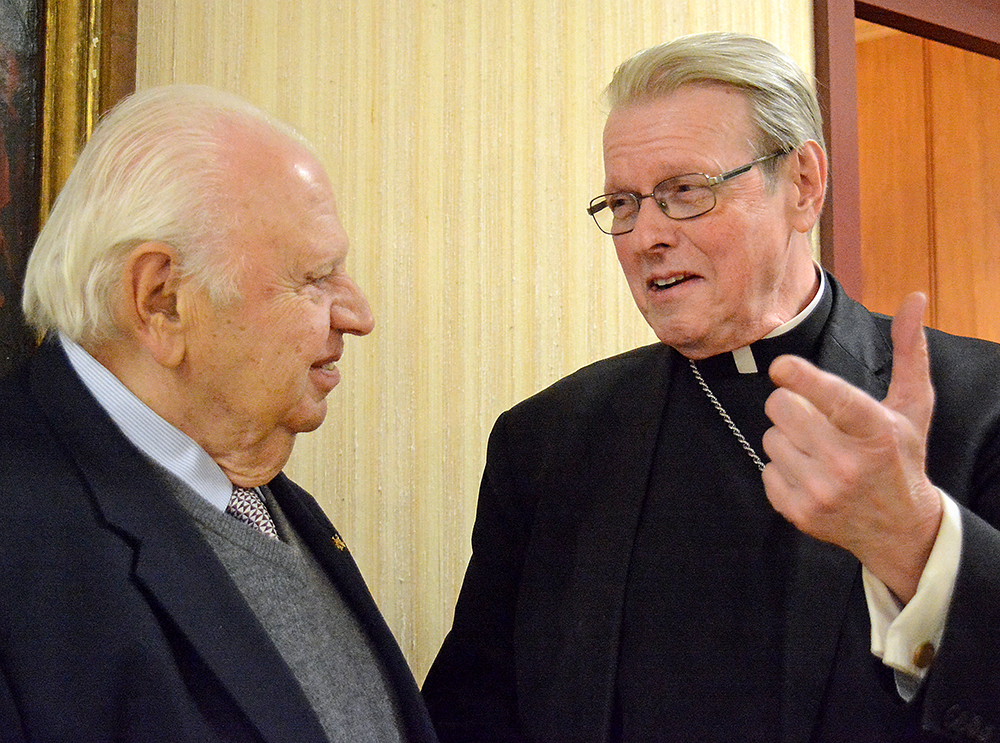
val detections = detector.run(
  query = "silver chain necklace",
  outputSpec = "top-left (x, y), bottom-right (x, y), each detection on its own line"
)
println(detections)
top-left (688, 359), bottom-right (766, 473)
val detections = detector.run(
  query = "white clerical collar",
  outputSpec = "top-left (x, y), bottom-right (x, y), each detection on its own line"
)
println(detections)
top-left (730, 266), bottom-right (827, 374)
top-left (59, 333), bottom-right (234, 511)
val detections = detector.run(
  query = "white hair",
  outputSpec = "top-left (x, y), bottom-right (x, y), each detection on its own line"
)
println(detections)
top-left (22, 84), bottom-right (311, 344)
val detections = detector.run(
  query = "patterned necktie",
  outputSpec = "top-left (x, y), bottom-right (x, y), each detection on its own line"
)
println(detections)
top-left (226, 486), bottom-right (280, 540)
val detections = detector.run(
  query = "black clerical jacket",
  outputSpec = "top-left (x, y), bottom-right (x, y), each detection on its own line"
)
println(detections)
top-left (0, 340), bottom-right (437, 743)
top-left (423, 276), bottom-right (1000, 743)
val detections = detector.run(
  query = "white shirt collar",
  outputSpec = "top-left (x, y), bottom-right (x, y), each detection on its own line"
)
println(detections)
top-left (730, 266), bottom-right (827, 374)
top-left (59, 333), bottom-right (233, 511)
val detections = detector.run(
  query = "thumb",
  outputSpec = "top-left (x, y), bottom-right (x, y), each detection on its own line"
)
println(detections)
top-left (885, 292), bottom-right (934, 433)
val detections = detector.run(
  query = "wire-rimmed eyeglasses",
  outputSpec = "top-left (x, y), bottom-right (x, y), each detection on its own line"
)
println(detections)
top-left (587, 149), bottom-right (791, 235)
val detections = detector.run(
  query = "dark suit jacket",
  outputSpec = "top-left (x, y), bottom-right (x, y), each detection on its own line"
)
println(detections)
top-left (0, 340), bottom-right (437, 743)
top-left (423, 279), bottom-right (1000, 743)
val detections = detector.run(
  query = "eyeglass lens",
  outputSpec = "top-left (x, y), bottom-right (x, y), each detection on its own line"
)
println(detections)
top-left (654, 174), bottom-right (716, 219)
top-left (591, 173), bottom-right (716, 234)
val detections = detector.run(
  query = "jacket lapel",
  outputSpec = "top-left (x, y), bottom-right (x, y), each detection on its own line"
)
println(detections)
top-left (780, 279), bottom-right (894, 743)
top-left (31, 342), bottom-right (326, 743)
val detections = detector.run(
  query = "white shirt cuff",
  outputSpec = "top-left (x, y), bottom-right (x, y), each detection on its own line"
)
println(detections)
top-left (863, 489), bottom-right (961, 686)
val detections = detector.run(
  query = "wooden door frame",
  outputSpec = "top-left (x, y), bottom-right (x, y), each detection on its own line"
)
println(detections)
top-left (812, 0), bottom-right (1000, 299)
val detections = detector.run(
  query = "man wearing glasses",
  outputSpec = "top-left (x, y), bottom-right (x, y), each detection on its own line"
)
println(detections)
top-left (423, 32), bottom-right (1000, 742)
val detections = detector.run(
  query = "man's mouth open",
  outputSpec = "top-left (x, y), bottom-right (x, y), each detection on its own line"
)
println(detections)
top-left (650, 274), bottom-right (696, 291)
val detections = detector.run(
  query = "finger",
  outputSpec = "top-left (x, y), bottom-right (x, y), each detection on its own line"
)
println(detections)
top-left (761, 419), bottom-right (814, 475)
top-left (760, 444), bottom-right (816, 530)
top-left (764, 386), bottom-right (831, 453)
top-left (761, 461), bottom-right (795, 520)
top-left (768, 354), bottom-right (882, 437)
top-left (885, 292), bottom-right (934, 433)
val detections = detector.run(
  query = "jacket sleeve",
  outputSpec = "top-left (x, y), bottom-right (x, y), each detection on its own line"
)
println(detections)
top-left (422, 411), bottom-right (533, 743)
top-left (917, 330), bottom-right (1000, 741)
top-left (919, 507), bottom-right (1000, 740)
top-left (0, 664), bottom-right (27, 743)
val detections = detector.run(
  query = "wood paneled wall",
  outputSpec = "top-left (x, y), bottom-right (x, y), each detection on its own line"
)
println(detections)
top-left (857, 23), bottom-right (1000, 342)
top-left (136, 0), bottom-right (814, 680)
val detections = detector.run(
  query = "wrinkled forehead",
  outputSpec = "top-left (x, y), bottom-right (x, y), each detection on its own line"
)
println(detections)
top-left (602, 85), bottom-right (759, 182)
top-left (604, 82), bottom-right (756, 144)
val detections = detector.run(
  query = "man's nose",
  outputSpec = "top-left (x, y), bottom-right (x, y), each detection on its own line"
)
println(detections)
top-left (622, 197), bottom-right (678, 249)
top-left (334, 277), bottom-right (375, 336)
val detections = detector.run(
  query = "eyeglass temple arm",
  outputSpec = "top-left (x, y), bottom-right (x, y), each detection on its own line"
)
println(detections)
top-left (710, 148), bottom-right (793, 186)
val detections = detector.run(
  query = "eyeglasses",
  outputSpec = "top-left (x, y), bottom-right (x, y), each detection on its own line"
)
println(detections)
top-left (587, 150), bottom-right (790, 235)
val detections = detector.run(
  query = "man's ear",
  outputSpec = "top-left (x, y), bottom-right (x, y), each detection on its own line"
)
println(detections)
top-left (123, 242), bottom-right (187, 367)
top-left (788, 140), bottom-right (828, 234)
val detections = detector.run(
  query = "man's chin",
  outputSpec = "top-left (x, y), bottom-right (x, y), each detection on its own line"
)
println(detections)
top-left (652, 326), bottom-right (724, 360)
top-left (289, 400), bottom-right (329, 434)
top-left (649, 318), bottom-right (701, 354)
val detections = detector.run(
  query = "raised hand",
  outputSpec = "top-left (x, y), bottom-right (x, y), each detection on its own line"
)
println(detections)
top-left (761, 293), bottom-right (941, 602)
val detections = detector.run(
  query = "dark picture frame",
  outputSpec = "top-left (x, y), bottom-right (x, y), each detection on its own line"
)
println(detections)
top-left (0, 0), bottom-right (135, 377)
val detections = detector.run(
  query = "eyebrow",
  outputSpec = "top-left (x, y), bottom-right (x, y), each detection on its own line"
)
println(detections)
top-left (603, 162), bottom-right (702, 192)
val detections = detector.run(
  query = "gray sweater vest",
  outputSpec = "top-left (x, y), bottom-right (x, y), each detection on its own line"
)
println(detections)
top-left (170, 480), bottom-right (404, 743)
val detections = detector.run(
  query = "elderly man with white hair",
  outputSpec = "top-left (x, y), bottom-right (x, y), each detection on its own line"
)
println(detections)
top-left (0, 85), bottom-right (436, 743)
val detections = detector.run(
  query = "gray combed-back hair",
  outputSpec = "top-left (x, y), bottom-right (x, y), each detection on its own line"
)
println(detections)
top-left (23, 84), bottom-right (310, 345)
top-left (605, 32), bottom-right (825, 166)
